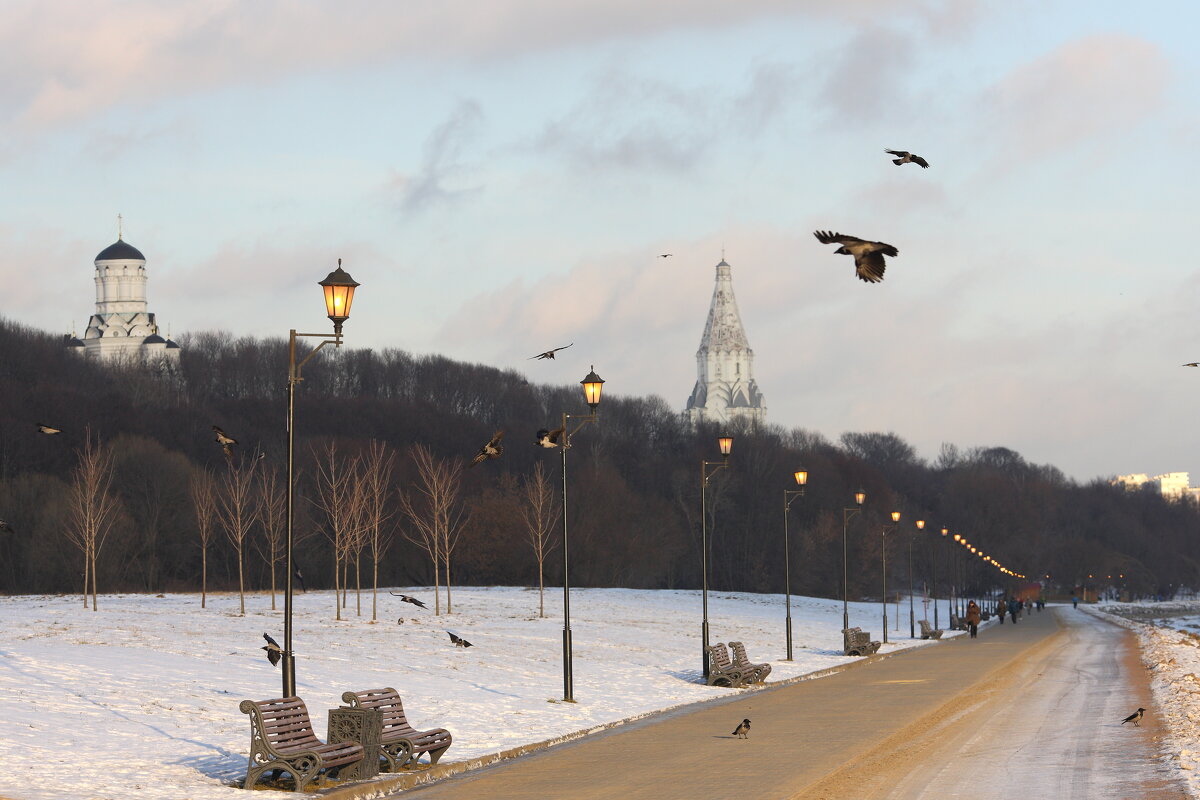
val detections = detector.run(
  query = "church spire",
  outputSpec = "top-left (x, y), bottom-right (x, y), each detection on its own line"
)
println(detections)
top-left (684, 256), bottom-right (766, 426)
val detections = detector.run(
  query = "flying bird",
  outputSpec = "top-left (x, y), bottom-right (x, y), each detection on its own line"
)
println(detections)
top-left (732, 719), bottom-right (751, 739)
top-left (659, 253), bottom-right (673, 258)
top-left (813, 230), bottom-right (898, 284)
top-left (1184, 363), bottom-right (1199, 367)
top-left (535, 427), bottom-right (565, 448)
top-left (0, 520), bottom-right (14, 534)
top-left (35, 423), bottom-right (62, 435)
top-left (447, 631), bottom-right (473, 648)
top-left (529, 344), bottom-right (573, 360)
top-left (885, 149), bottom-right (929, 168)
top-left (261, 633), bottom-right (283, 667)
top-left (293, 566), bottom-right (307, 593)
top-left (469, 430), bottom-right (504, 467)
top-left (390, 592), bottom-right (428, 609)
top-left (1121, 707), bottom-right (1146, 727)
top-left (212, 426), bottom-right (237, 458)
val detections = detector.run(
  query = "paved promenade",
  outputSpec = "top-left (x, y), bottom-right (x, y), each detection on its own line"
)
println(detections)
top-left (346, 608), bottom-right (1180, 799)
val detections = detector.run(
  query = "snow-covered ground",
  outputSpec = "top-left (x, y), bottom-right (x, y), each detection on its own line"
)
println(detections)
top-left (0, 586), bottom-right (957, 800)
top-left (1095, 601), bottom-right (1200, 798)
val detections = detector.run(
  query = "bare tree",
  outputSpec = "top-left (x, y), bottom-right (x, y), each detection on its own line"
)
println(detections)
top-left (359, 440), bottom-right (397, 622)
top-left (254, 464), bottom-right (286, 611)
top-left (399, 444), bottom-right (467, 615)
top-left (216, 450), bottom-right (260, 616)
top-left (520, 462), bottom-right (561, 618)
top-left (311, 442), bottom-right (358, 621)
top-left (189, 468), bottom-right (218, 609)
top-left (65, 430), bottom-right (120, 611)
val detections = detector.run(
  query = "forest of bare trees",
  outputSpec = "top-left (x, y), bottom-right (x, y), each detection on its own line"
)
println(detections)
top-left (1, 315), bottom-right (1198, 607)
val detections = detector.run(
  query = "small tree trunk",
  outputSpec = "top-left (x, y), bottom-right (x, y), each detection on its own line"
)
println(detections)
top-left (201, 547), bottom-right (207, 609)
top-left (238, 550), bottom-right (245, 616)
top-left (355, 554), bottom-right (362, 617)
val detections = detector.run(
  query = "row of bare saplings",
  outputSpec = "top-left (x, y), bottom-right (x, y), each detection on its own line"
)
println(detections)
top-left (65, 432), bottom-right (563, 618)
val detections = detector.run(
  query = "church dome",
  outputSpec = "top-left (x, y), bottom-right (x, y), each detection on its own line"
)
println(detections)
top-left (63, 334), bottom-right (85, 348)
top-left (165, 339), bottom-right (180, 349)
top-left (143, 334), bottom-right (166, 344)
top-left (95, 239), bottom-right (145, 262)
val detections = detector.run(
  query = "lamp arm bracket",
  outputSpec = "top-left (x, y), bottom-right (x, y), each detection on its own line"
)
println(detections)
top-left (290, 332), bottom-right (344, 381)
top-left (702, 460), bottom-right (729, 485)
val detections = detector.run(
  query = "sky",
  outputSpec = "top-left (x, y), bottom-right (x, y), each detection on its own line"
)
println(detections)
top-left (2, 0), bottom-right (1198, 482)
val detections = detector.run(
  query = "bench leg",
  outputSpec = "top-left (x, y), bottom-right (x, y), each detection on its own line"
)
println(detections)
top-left (427, 744), bottom-right (450, 765)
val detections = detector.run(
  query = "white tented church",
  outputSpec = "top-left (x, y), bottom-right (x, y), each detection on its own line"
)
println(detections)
top-left (684, 257), bottom-right (766, 427)
top-left (66, 232), bottom-right (180, 363)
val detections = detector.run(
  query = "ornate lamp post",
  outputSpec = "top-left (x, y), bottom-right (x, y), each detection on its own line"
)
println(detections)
top-left (560, 367), bottom-right (604, 703)
top-left (910, 520), bottom-right (924, 638)
top-left (881, 511), bottom-right (900, 644)
top-left (782, 470), bottom-right (807, 661)
top-left (952, 534), bottom-right (963, 623)
top-left (841, 490), bottom-right (866, 634)
top-left (283, 260), bottom-right (360, 698)
top-left (700, 435), bottom-right (733, 679)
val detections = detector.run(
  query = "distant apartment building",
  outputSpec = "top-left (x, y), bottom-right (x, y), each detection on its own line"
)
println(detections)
top-left (1112, 472), bottom-right (1200, 502)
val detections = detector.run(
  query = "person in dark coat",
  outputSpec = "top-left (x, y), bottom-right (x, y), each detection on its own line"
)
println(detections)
top-left (1007, 597), bottom-right (1020, 623)
top-left (966, 600), bottom-right (981, 638)
top-left (997, 599), bottom-right (1007, 624)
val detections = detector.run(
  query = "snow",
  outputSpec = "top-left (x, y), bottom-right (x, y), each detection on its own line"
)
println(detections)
top-left (1094, 601), bottom-right (1200, 798)
top-left (0, 587), bottom-right (956, 800)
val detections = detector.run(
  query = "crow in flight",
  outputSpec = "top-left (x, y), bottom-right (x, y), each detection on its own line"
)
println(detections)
top-left (535, 427), bottom-right (565, 448)
top-left (390, 592), bottom-right (428, 609)
top-left (659, 253), bottom-right (673, 258)
top-left (529, 344), bottom-right (573, 360)
top-left (262, 633), bottom-right (283, 667)
top-left (1184, 363), bottom-right (1199, 367)
top-left (885, 149), bottom-right (929, 168)
top-left (212, 426), bottom-right (237, 458)
top-left (36, 423), bottom-right (62, 435)
top-left (813, 230), bottom-right (898, 284)
top-left (447, 631), bottom-right (473, 648)
top-left (469, 431), bottom-right (504, 467)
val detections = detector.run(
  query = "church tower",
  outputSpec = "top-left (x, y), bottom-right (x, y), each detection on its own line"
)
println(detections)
top-left (685, 257), bottom-right (765, 427)
top-left (79, 228), bottom-right (179, 362)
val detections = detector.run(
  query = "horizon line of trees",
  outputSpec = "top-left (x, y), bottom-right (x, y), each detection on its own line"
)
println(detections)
top-left (1, 316), bottom-right (1197, 613)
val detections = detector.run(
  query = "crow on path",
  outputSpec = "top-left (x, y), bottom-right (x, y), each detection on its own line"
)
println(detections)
top-left (1121, 708), bottom-right (1146, 727)
top-left (732, 719), bottom-right (751, 739)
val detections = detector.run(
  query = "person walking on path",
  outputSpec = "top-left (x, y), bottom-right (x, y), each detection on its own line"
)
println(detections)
top-left (966, 600), bottom-right (981, 638)
top-left (997, 599), bottom-right (1007, 624)
top-left (1072, 595), bottom-right (1079, 609)
top-left (1007, 597), bottom-right (1020, 623)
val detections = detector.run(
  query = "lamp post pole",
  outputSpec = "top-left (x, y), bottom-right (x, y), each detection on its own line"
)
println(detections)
top-left (841, 491), bottom-right (866, 635)
top-left (935, 528), bottom-right (947, 630)
top-left (700, 435), bottom-right (733, 679)
top-left (282, 261), bottom-right (360, 699)
top-left (882, 511), bottom-right (899, 644)
top-left (910, 520), bottom-right (924, 639)
top-left (559, 368), bottom-right (605, 704)
top-left (782, 471), bottom-right (808, 661)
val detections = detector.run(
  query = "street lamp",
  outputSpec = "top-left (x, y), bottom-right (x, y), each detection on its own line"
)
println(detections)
top-left (842, 490), bottom-right (866, 636)
top-left (700, 435), bottom-right (733, 679)
top-left (782, 469), bottom-right (807, 660)
top-left (935, 527), bottom-right (947, 629)
top-left (560, 366), bottom-right (604, 702)
top-left (881, 511), bottom-right (900, 644)
top-left (910, 520), bottom-right (924, 638)
top-left (282, 260), bottom-right (360, 698)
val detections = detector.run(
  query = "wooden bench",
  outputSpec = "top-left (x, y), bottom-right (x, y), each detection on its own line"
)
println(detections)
top-left (705, 643), bottom-right (748, 687)
top-left (240, 696), bottom-right (364, 792)
top-left (842, 627), bottom-right (881, 656)
top-left (341, 688), bottom-right (453, 771)
top-left (918, 619), bottom-right (943, 640)
top-left (728, 641), bottom-right (771, 683)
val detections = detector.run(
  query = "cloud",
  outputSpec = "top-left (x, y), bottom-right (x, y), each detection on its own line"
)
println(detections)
top-left (979, 35), bottom-right (1170, 163)
top-left (815, 26), bottom-right (918, 126)
top-left (389, 100), bottom-right (485, 215)
top-left (0, 0), bottom-right (957, 133)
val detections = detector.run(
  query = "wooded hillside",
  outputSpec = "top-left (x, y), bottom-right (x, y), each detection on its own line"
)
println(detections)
top-left (0, 317), bottom-right (1194, 602)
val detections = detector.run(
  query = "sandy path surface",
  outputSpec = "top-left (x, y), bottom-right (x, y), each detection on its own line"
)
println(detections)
top-left (352, 608), bottom-right (1181, 800)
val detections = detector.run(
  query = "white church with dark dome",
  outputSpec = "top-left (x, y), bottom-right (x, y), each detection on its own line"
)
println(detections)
top-left (65, 233), bottom-right (179, 363)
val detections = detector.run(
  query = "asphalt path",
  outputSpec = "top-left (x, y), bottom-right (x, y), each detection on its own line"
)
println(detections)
top-left (350, 607), bottom-right (1182, 799)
